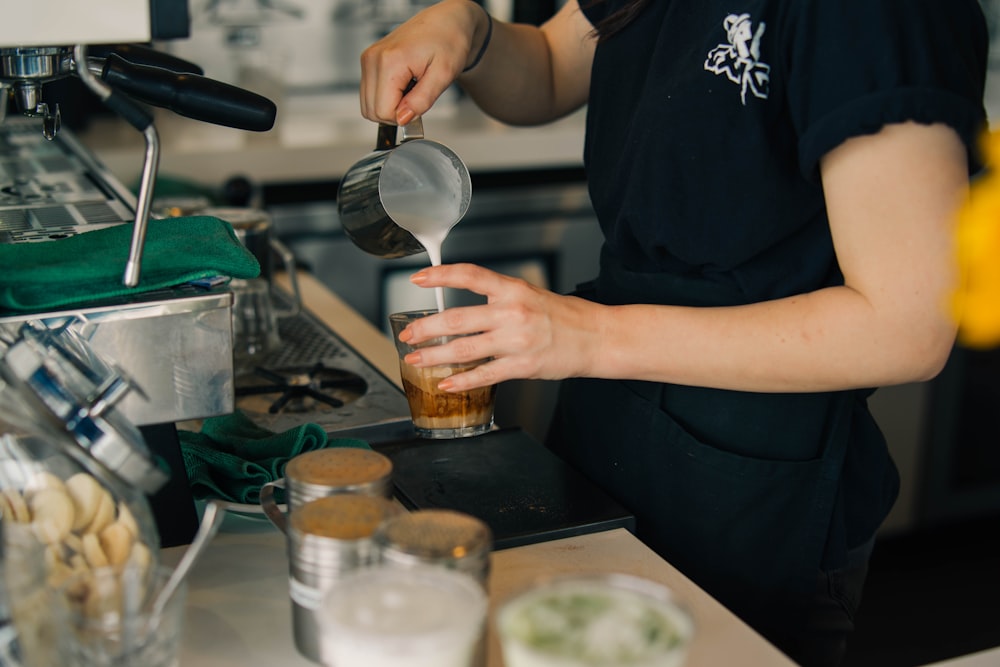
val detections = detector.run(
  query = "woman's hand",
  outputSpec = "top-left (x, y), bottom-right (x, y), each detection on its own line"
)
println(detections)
top-left (360, 0), bottom-right (487, 126)
top-left (360, 0), bottom-right (594, 128)
top-left (396, 263), bottom-right (605, 392)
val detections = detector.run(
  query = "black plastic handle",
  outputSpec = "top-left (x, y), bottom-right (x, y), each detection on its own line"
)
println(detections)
top-left (100, 53), bottom-right (277, 132)
top-left (91, 44), bottom-right (204, 75)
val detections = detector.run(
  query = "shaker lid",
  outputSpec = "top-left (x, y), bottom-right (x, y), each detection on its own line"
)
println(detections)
top-left (0, 321), bottom-right (168, 495)
top-left (290, 494), bottom-right (400, 540)
top-left (285, 447), bottom-right (393, 491)
top-left (374, 509), bottom-right (493, 561)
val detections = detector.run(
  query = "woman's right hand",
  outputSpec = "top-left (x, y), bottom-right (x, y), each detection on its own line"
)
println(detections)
top-left (360, 0), bottom-right (488, 126)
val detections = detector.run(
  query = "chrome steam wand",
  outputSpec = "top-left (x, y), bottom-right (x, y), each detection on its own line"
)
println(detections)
top-left (74, 44), bottom-right (159, 288)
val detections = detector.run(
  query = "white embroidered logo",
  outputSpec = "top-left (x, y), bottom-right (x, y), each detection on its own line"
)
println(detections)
top-left (704, 13), bottom-right (771, 105)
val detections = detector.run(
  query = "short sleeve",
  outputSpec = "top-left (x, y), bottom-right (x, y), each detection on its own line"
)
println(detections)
top-left (786, 0), bottom-right (989, 179)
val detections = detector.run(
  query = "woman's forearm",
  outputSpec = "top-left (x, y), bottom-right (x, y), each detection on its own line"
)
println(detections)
top-left (589, 285), bottom-right (957, 393)
top-left (590, 122), bottom-right (968, 393)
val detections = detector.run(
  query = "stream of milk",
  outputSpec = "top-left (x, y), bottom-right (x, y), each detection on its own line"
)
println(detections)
top-left (383, 191), bottom-right (462, 313)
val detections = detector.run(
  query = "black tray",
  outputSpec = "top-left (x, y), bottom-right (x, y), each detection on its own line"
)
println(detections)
top-left (374, 427), bottom-right (635, 550)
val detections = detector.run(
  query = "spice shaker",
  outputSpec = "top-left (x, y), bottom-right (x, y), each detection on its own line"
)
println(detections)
top-left (287, 494), bottom-right (401, 663)
top-left (373, 509), bottom-right (493, 589)
top-left (260, 447), bottom-right (394, 533)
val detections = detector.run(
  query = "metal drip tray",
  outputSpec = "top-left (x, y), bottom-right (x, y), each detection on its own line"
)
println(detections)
top-left (233, 298), bottom-right (414, 444)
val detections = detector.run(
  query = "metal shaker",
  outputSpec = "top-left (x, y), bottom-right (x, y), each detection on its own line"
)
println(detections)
top-left (201, 207), bottom-right (298, 291)
top-left (287, 494), bottom-right (402, 664)
top-left (259, 447), bottom-right (394, 533)
top-left (373, 509), bottom-right (492, 589)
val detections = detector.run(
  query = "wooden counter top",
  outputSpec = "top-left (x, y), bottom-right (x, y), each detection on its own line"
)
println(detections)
top-left (162, 272), bottom-right (796, 666)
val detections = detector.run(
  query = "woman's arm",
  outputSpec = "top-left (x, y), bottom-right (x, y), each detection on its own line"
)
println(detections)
top-left (399, 121), bottom-right (969, 394)
top-left (359, 0), bottom-right (595, 127)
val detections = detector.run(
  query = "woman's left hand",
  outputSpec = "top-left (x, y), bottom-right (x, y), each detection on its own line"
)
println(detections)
top-left (398, 263), bottom-right (604, 391)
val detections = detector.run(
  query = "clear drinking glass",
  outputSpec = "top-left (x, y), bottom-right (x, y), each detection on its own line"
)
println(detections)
top-left (230, 277), bottom-right (282, 372)
top-left (318, 563), bottom-right (487, 667)
top-left (389, 310), bottom-right (496, 439)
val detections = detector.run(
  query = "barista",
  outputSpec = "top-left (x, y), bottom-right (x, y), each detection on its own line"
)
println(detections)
top-left (356, 1), bottom-right (988, 665)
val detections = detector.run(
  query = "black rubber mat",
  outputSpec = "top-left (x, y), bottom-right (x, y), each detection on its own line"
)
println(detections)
top-left (374, 427), bottom-right (635, 550)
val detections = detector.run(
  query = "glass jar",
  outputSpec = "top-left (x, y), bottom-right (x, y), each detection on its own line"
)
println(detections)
top-left (0, 321), bottom-right (164, 667)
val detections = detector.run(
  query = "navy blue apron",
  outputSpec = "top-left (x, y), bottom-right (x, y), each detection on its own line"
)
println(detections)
top-left (546, 247), bottom-right (871, 639)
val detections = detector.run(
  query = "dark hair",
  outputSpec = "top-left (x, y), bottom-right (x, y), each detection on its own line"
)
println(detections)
top-left (585, 0), bottom-right (650, 41)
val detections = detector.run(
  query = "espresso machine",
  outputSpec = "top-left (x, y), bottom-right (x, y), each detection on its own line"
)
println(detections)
top-left (0, 0), bottom-right (277, 546)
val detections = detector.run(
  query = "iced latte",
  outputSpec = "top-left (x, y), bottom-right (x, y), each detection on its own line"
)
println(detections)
top-left (390, 310), bottom-right (498, 439)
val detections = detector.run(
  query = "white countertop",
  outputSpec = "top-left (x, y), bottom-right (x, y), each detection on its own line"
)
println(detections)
top-left (162, 523), bottom-right (800, 667)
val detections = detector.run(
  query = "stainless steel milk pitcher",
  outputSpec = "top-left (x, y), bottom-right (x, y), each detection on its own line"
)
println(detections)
top-left (337, 117), bottom-right (472, 258)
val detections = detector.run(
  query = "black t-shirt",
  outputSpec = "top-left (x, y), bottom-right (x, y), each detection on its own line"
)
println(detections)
top-left (581, 0), bottom-right (988, 301)
top-left (576, 0), bottom-right (988, 561)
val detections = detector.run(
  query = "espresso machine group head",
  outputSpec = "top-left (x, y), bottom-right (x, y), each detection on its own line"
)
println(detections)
top-left (0, 0), bottom-right (275, 287)
top-left (0, 0), bottom-right (193, 138)
top-left (0, 0), bottom-right (278, 546)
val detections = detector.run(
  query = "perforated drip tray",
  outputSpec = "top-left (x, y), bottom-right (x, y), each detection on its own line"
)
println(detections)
top-left (374, 428), bottom-right (636, 550)
top-left (0, 119), bottom-right (134, 244)
top-left (233, 297), bottom-right (415, 444)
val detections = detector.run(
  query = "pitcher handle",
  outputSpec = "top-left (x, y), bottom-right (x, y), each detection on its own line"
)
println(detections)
top-left (374, 78), bottom-right (424, 150)
top-left (375, 116), bottom-right (425, 150)
top-left (260, 478), bottom-right (288, 534)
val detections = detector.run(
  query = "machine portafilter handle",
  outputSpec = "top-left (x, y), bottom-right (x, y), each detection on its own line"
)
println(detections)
top-left (90, 44), bottom-right (205, 76)
top-left (73, 44), bottom-right (277, 286)
top-left (100, 53), bottom-right (276, 132)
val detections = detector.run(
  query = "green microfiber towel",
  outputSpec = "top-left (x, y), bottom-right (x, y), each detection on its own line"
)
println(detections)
top-left (179, 410), bottom-right (371, 505)
top-left (0, 216), bottom-right (260, 311)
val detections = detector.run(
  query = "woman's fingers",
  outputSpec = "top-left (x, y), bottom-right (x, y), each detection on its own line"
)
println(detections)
top-left (358, 2), bottom-right (479, 124)
top-left (403, 265), bottom-right (535, 342)
top-left (394, 262), bottom-right (603, 389)
top-left (410, 263), bottom-right (524, 299)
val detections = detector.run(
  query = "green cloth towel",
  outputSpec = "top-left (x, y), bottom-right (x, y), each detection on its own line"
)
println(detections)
top-left (179, 410), bottom-right (371, 505)
top-left (0, 216), bottom-right (260, 311)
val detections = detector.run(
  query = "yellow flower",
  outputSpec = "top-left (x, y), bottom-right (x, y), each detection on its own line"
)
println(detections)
top-left (954, 131), bottom-right (1000, 348)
